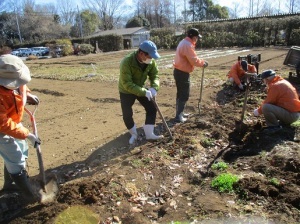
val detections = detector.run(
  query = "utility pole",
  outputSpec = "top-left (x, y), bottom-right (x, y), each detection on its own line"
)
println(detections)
top-left (77, 5), bottom-right (83, 38)
top-left (15, 13), bottom-right (22, 43)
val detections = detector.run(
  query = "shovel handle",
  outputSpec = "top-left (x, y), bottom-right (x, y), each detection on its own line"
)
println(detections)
top-left (24, 106), bottom-right (47, 191)
top-left (151, 97), bottom-right (173, 139)
top-left (198, 67), bottom-right (205, 115)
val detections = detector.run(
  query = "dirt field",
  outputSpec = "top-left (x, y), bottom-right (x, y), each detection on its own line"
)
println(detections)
top-left (1, 47), bottom-right (299, 223)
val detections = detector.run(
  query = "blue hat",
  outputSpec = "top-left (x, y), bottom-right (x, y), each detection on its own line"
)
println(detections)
top-left (241, 60), bottom-right (248, 71)
top-left (261, 69), bottom-right (275, 79)
top-left (139, 40), bottom-right (160, 59)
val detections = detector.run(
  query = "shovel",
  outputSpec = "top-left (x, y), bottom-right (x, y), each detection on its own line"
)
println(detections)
top-left (24, 105), bottom-right (59, 203)
top-left (198, 67), bottom-right (205, 115)
top-left (236, 77), bottom-right (250, 133)
top-left (151, 97), bottom-right (173, 139)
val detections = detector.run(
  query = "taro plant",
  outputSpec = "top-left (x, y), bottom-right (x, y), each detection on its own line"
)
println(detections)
top-left (211, 161), bottom-right (228, 171)
top-left (211, 173), bottom-right (239, 193)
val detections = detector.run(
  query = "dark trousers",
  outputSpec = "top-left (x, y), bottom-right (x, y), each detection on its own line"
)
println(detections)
top-left (173, 69), bottom-right (190, 117)
top-left (120, 92), bottom-right (157, 129)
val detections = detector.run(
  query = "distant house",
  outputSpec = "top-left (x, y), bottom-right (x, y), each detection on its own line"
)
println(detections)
top-left (88, 27), bottom-right (150, 49)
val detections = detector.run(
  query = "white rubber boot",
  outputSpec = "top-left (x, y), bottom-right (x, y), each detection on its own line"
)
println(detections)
top-left (178, 112), bottom-right (187, 122)
top-left (143, 125), bottom-right (163, 140)
top-left (129, 124), bottom-right (138, 144)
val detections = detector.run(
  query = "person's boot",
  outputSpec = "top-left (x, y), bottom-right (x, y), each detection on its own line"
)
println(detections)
top-left (0, 166), bottom-right (19, 194)
top-left (10, 169), bottom-right (39, 204)
top-left (129, 124), bottom-right (137, 144)
top-left (143, 125), bottom-right (163, 140)
top-left (175, 100), bottom-right (187, 123)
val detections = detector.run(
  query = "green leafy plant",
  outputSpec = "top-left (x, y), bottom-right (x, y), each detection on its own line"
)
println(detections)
top-left (200, 138), bottom-right (214, 148)
top-left (211, 173), bottom-right (239, 193)
top-left (269, 177), bottom-right (280, 186)
top-left (211, 161), bottom-right (228, 171)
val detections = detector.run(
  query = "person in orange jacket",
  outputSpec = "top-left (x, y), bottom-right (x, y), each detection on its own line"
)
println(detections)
top-left (0, 53), bottom-right (41, 203)
top-left (173, 28), bottom-right (208, 122)
top-left (253, 69), bottom-right (300, 133)
top-left (227, 60), bottom-right (257, 90)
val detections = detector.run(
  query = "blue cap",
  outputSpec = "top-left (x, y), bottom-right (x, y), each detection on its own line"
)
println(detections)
top-left (139, 40), bottom-right (160, 59)
top-left (241, 60), bottom-right (248, 71)
top-left (261, 69), bottom-right (275, 79)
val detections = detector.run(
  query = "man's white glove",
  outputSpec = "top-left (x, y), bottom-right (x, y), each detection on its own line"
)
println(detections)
top-left (253, 109), bottom-right (260, 116)
top-left (238, 83), bottom-right (244, 90)
top-left (149, 88), bottom-right (157, 97)
top-left (27, 93), bottom-right (40, 105)
top-left (145, 90), bottom-right (153, 101)
top-left (203, 61), bottom-right (208, 68)
top-left (27, 133), bottom-right (41, 147)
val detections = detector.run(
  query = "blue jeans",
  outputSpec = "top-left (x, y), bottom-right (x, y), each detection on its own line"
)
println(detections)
top-left (0, 133), bottom-right (28, 174)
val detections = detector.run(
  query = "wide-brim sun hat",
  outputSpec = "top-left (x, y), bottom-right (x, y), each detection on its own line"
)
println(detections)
top-left (139, 40), bottom-right (160, 59)
top-left (0, 54), bottom-right (31, 88)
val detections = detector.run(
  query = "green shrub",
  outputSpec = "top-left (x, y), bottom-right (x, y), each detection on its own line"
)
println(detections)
top-left (211, 161), bottom-right (228, 171)
top-left (78, 44), bottom-right (94, 54)
top-left (211, 173), bottom-right (239, 193)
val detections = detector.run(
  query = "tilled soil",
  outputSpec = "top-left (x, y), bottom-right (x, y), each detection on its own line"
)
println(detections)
top-left (0, 47), bottom-right (299, 224)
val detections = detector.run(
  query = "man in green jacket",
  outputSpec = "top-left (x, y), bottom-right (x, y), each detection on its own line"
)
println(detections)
top-left (119, 40), bottom-right (163, 144)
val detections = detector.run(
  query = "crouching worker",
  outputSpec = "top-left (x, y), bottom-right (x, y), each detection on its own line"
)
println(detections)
top-left (227, 60), bottom-right (257, 90)
top-left (119, 40), bottom-right (163, 144)
top-left (253, 69), bottom-right (300, 133)
top-left (0, 54), bottom-right (41, 203)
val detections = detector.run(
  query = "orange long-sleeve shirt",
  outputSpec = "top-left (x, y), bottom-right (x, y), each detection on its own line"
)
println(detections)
top-left (258, 75), bottom-right (300, 114)
top-left (0, 86), bottom-right (29, 139)
top-left (173, 37), bottom-right (205, 73)
top-left (227, 61), bottom-right (257, 85)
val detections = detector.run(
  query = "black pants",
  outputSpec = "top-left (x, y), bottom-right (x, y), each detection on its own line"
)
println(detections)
top-left (173, 69), bottom-right (190, 117)
top-left (120, 92), bottom-right (157, 129)
top-left (173, 68), bottom-right (190, 102)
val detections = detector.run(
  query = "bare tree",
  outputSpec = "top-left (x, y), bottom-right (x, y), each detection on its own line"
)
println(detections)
top-left (81, 0), bottom-right (128, 30)
top-left (56, 0), bottom-right (76, 25)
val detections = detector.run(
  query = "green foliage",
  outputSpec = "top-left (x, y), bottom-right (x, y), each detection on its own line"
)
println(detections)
top-left (78, 44), bottom-right (94, 54)
top-left (269, 178), bottom-right (280, 186)
top-left (56, 39), bottom-right (74, 56)
top-left (54, 205), bottom-right (99, 223)
top-left (200, 138), bottom-right (214, 148)
top-left (211, 161), bottom-right (228, 171)
top-left (126, 16), bottom-right (150, 28)
top-left (211, 173), bottom-right (239, 193)
top-left (150, 28), bottom-right (177, 49)
top-left (90, 34), bottom-right (123, 52)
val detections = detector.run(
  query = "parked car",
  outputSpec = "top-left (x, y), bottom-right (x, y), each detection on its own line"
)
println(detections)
top-left (11, 49), bottom-right (20, 56)
top-left (17, 48), bottom-right (33, 57)
top-left (31, 47), bottom-right (49, 56)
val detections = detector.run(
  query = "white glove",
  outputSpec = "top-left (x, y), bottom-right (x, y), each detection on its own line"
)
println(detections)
top-left (27, 93), bottom-right (40, 105)
top-left (253, 109), bottom-right (259, 116)
top-left (27, 133), bottom-right (41, 147)
top-left (203, 61), bottom-right (208, 68)
top-left (238, 83), bottom-right (244, 90)
top-left (145, 90), bottom-right (153, 101)
top-left (149, 88), bottom-right (157, 97)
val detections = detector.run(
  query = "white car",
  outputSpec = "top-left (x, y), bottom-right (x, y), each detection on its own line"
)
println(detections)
top-left (31, 47), bottom-right (49, 56)
top-left (11, 49), bottom-right (20, 56)
top-left (17, 48), bottom-right (33, 57)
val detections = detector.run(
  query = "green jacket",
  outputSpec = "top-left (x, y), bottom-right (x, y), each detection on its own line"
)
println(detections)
top-left (118, 51), bottom-right (160, 96)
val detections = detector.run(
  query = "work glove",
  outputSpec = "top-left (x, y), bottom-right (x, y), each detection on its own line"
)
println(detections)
top-left (149, 88), bottom-right (157, 97)
top-left (238, 83), bottom-right (244, 90)
top-left (27, 133), bottom-right (41, 147)
top-left (203, 61), bottom-right (208, 68)
top-left (253, 109), bottom-right (259, 116)
top-left (145, 90), bottom-right (153, 101)
top-left (27, 93), bottom-right (40, 105)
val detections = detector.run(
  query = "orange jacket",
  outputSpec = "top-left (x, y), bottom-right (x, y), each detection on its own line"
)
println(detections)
top-left (0, 86), bottom-right (29, 139)
top-left (227, 61), bottom-right (257, 85)
top-left (173, 37), bottom-right (205, 73)
top-left (258, 75), bottom-right (300, 114)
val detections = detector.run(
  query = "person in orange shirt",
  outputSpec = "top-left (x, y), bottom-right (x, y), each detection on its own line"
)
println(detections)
top-left (227, 60), bottom-right (257, 90)
top-left (173, 28), bottom-right (208, 122)
top-left (253, 69), bottom-right (300, 133)
top-left (0, 54), bottom-right (41, 203)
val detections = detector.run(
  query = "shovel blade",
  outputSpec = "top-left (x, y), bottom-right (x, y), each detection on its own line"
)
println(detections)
top-left (31, 174), bottom-right (59, 204)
